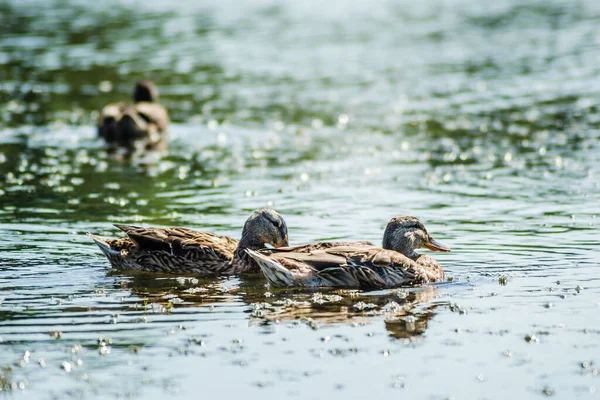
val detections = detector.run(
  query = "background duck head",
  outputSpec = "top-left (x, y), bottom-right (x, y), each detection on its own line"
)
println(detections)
top-left (133, 80), bottom-right (159, 103)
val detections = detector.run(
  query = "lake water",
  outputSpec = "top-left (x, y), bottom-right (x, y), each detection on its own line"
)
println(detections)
top-left (0, 0), bottom-right (599, 398)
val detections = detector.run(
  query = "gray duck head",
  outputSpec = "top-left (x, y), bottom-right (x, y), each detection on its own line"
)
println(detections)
top-left (239, 208), bottom-right (289, 249)
top-left (133, 80), bottom-right (159, 103)
top-left (382, 216), bottom-right (450, 258)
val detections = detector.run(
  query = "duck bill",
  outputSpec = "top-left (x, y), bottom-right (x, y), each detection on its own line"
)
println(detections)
top-left (274, 235), bottom-right (289, 248)
top-left (424, 238), bottom-right (451, 252)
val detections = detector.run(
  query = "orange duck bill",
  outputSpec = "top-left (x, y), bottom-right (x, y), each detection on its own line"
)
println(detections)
top-left (274, 235), bottom-right (289, 248)
top-left (424, 237), bottom-right (451, 252)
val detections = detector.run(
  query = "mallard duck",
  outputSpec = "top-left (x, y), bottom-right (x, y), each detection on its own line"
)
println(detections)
top-left (246, 216), bottom-right (450, 289)
top-left (88, 208), bottom-right (289, 274)
top-left (97, 80), bottom-right (169, 150)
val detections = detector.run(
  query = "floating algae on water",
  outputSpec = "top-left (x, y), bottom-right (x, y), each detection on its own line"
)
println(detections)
top-left (0, 0), bottom-right (599, 398)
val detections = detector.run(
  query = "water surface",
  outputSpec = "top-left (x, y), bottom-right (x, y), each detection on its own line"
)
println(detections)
top-left (1, 0), bottom-right (599, 398)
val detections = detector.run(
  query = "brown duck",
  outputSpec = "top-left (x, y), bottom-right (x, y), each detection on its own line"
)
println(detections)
top-left (88, 209), bottom-right (289, 275)
top-left (97, 80), bottom-right (169, 150)
top-left (247, 216), bottom-right (450, 289)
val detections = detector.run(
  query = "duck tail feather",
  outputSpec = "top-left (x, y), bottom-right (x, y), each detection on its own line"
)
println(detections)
top-left (245, 249), bottom-right (295, 288)
top-left (87, 233), bottom-right (119, 258)
top-left (114, 224), bottom-right (142, 233)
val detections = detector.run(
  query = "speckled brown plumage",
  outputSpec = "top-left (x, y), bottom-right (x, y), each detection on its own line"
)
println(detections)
top-left (98, 81), bottom-right (169, 151)
top-left (88, 209), bottom-right (289, 275)
top-left (264, 240), bottom-right (374, 254)
top-left (247, 216), bottom-right (450, 289)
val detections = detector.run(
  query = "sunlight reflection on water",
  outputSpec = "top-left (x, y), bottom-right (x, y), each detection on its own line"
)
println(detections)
top-left (0, 0), bottom-right (599, 398)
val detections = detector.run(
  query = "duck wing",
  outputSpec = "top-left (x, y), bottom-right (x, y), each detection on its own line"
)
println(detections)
top-left (99, 102), bottom-right (127, 120)
top-left (114, 224), bottom-right (238, 261)
top-left (134, 102), bottom-right (169, 132)
top-left (265, 240), bottom-right (374, 254)
top-left (250, 245), bottom-right (432, 289)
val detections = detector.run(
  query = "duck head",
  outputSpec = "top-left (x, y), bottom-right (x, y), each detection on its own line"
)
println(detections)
top-left (239, 208), bottom-right (289, 249)
top-left (382, 216), bottom-right (450, 258)
top-left (133, 80), bottom-right (159, 103)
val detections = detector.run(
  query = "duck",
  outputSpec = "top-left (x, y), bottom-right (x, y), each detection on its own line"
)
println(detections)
top-left (246, 216), bottom-right (450, 289)
top-left (88, 208), bottom-right (289, 275)
top-left (97, 80), bottom-right (169, 151)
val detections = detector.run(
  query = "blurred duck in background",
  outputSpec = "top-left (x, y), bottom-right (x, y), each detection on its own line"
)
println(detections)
top-left (97, 80), bottom-right (169, 153)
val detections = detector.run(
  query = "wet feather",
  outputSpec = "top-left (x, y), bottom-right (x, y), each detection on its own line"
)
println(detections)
top-left (247, 216), bottom-right (449, 289)
top-left (88, 209), bottom-right (288, 275)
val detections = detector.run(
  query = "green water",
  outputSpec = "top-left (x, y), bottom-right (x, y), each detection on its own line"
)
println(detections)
top-left (1, 0), bottom-right (599, 398)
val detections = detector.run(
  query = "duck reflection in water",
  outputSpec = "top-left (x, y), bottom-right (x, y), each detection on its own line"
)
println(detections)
top-left (109, 271), bottom-right (441, 341)
top-left (249, 286), bottom-right (440, 340)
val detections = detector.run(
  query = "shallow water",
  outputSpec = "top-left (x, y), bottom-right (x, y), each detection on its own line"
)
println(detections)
top-left (1, 0), bottom-right (599, 398)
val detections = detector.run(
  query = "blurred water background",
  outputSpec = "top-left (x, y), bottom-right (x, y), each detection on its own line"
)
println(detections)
top-left (0, 0), bottom-right (599, 398)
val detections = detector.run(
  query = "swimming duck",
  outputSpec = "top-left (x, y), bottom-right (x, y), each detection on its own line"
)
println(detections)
top-left (246, 216), bottom-right (450, 289)
top-left (88, 208), bottom-right (289, 275)
top-left (97, 80), bottom-right (169, 151)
